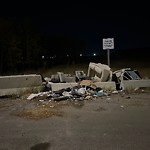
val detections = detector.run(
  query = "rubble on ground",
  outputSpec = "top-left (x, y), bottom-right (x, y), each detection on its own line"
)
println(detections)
top-left (1, 62), bottom-right (149, 120)
top-left (26, 62), bottom-right (150, 102)
top-left (1, 62), bottom-right (150, 99)
top-left (27, 80), bottom-right (108, 101)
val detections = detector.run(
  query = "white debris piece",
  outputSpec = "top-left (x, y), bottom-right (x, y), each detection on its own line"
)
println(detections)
top-left (77, 87), bottom-right (86, 95)
top-left (44, 77), bottom-right (51, 82)
top-left (27, 93), bottom-right (41, 100)
top-left (112, 90), bottom-right (119, 94)
top-left (87, 62), bottom-right (112, 82)
top-left (62, 91), bottom-right (73, 97)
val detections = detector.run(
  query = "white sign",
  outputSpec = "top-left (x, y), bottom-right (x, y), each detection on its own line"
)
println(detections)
top-left (103, 38), bottom-right (114, 50)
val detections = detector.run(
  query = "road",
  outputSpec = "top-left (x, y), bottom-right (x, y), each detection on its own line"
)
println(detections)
top-left (0, 90), bottom-right (150, 150)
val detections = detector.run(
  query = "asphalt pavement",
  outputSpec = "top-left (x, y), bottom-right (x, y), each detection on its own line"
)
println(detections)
top-left (0, 91), bottom-right (150, 150)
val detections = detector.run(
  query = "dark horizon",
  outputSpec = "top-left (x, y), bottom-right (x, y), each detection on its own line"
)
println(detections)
top-left (0, 3), bottom-right (150, 53)
top-left (0, 3), bottom-right (150, 74)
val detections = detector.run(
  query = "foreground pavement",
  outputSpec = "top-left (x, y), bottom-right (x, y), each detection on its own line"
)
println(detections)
top-left (0, 91), bottom-right (150, 150)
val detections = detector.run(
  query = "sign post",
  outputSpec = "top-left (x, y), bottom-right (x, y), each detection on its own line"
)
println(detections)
top-left (107, 49), bottom-right (110, 67)
top-left (102, 38), bottom-right (114, 67)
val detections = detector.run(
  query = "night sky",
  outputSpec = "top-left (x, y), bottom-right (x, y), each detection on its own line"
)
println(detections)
top-left (0, 2), bottom-right (150, 56)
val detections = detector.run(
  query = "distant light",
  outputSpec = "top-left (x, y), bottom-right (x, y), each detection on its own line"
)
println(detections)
top-left (42, 56), bottom-right (44, 59)
top-left (80, 54), bottom-right (82, 57)
top-left (93, 53), bottom-right (96, 56)
top-left (67, 54), bottom-right (69, 57)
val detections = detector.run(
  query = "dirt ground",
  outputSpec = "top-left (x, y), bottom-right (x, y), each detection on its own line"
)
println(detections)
top-left (0, 89), bottom-right (150, 150)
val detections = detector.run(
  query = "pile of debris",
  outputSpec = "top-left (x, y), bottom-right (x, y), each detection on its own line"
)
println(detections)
top-left (27, 80), bottom-right (108, 101)
top-left (27, 62), bottom-right (150, 101)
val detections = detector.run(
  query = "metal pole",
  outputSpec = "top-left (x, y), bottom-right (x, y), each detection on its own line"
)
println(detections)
top-left (107, 49), bottom-right (110, 67)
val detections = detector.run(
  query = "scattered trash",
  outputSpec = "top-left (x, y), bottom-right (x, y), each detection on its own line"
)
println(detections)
top-left (85, 95), bottom-right (92, 100)
top-left (39, 100), bottom-right (44, 102)
top-left (25, 62), bottom-right (150, 103)
top-left (112, 90), bottom-right (119, 94)
top-left (49, 105), bottom-right (54, 108)
top-left (75, 70), bottom-right (89, 82)
top-left (27, 81), bottom-right (108, 102)
top-left (62, 91), bottom-right (72, 97)
top-left (120, 105), bottom-right (125, 109)
top-left (95, 90), bottom-right (104, 97)
top-left (77, 87), bottom-right (86, 95)
top-left (126, 96), bottom-right (131, 99)
top-left (106, 97), bottom-right (111, 101)
top-left (27, 93), bottom-right (41, 100)
top-left (134, 87), bottom-right (140, 91)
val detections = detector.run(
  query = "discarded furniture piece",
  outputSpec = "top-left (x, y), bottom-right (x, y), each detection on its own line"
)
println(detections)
top-left (0, 74), bottom-right (42, 96)
top-left (45, 63), bottom-right (150, 92)
top-left (46, 63), bottom-right (116, 91)
top-left (75, 70), bottom-right (89, 82)
top-left (87, 62), bottom-right (112, 82)
top-left (112, 68), bottom-right (150, 90)
top-left (50, 72), bottom-right (75, 83)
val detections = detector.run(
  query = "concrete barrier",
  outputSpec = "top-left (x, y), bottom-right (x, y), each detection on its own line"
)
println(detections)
top-left (80, 80), bottom-right (116, 90)
top-left (0, 74), bottom-right (42, 96)
top-left (50, 81), bottom-right (116, 91)
top-left (95, 82), bottom-right (116, 90)
top-left (121, 80), bottom-right (150, 90)
top-left (51, 82), bottom-right (78, 91)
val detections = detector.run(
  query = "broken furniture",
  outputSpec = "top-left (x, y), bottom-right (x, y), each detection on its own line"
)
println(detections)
top-left (87, 62), bottom-right (112, 82)
top-left (112, 68), bottom-right (150, 90)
